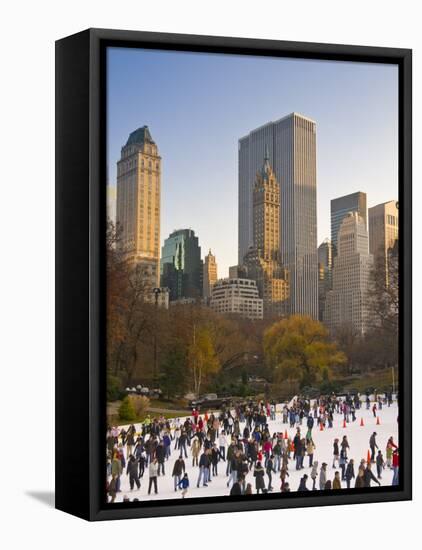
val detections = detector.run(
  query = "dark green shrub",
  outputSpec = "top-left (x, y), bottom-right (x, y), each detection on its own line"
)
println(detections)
top-left (107, 374), bottom-right (124, 401)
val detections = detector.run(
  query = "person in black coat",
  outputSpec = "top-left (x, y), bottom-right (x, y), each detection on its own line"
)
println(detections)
top-left (197, 451), bottom-right (210, 488)
top-left (376, 450), bottom-right (385, 479)
top-left (345, 459), bottom-right (355, 489)
top-left (230, 480), bottom-right (242, 496)
top-left (126, 455), bottom-right (140, 490)
top-left (332, 438), bottom-right (340, 468)
top-left (266, 455), bottom-right (275, 491)
top-left (178, 430), bottom-right (188, 458)
top-left (293, 431), bottom-right (301, 460)
top-left (248, 442), bottom-right (258, 469)
top-left (210, 445), bottom-right (222, 476)
top-left (363, 464), bottom-right (381, 487)
top-left (298, 474), bottom-right (309, 491)
top-left (172, 455), bottom-right (186, 491)
top-left (253, 461), bottom-right (266, 494)
top-left (155, 442), bottom-right (166, 476)
top-left (369, 432), bottom-right (379, 463)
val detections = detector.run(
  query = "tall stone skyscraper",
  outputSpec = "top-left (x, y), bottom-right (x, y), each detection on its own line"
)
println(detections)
top-left (331, 192), bottom-right (367, 257)
top-left (324, 212), bottom-right (374, 335)
top-left (239, 113), bottom-right (318, 318)
top-left (203, 249), bottom-right (218, 300)
top-left (368, 200), bottom-right (398, 285)
top-left (318, 239), bottom-right (332, 322)
top-left (116, 126), bottom-right (161, 286)
top-left (243, 151), bottom-right (289, 318)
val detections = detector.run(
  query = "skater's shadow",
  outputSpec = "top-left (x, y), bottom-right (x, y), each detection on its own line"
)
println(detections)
top-left (26, 491), bottom-right (55, 508)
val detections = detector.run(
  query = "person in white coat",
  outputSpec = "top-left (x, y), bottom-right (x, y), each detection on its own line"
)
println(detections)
top-left (148, 458), bottom-right (159, 495)
top-left (219, 431), bottom-right (227, 461)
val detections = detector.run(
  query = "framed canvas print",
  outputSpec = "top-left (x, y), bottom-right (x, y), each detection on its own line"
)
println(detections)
top-left (55, 28), bottom-right (412, 521)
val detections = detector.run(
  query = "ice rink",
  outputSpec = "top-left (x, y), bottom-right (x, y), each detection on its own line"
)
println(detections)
top-left (111, 399), bottom-right (399, 502)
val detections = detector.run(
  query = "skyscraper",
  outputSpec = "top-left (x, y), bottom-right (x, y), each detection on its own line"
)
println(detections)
top-left (203, 249), bottom-right (218, 300)
top-left (318, 239), bottom-right (333, 322)
top-left (160, 229), bottom-right (202, 301)
top-left (324, 212), bottom-right (374, 335)
top-left (243, 151), bottom-right (289, 318)
top-left (368, 200), bottom-right (398, 285)
top-left (331, 192), bottom-right (367, 257)
top-left (116, 126), bottom-right (161, 285)
top-left (239, 113), bottom-right (318, 318)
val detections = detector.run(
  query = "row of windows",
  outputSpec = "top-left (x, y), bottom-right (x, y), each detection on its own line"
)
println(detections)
top-left (118, 161), bottom-right (160, 175)
top-left (386, 214), bottom-right (398, 226)
top-left (217, 298), bottom-right (260, 305)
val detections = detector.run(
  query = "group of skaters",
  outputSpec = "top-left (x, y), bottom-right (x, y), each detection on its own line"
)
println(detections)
top-left (106, 391), bottom-right (399, 502)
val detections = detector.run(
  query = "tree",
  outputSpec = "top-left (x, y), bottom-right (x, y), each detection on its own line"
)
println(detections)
top-left (160, 345), bottom-right (188, 399)
top-left (189, 325), bottom-right (220, 396)
top-left (367, 239), bottom-right (399, 368)
top-left (113, 263), bottom-right (156, 386)
top-left (263, 315), bottom-right (346, 387)
top-left (107, 373), bottom-right (124, 401)
top-left (368, 240), bottom-right (399, 336)
top-left (333, 324), bottom-right (365, 375)
top-left (106, 219), bottom-right (128, 371)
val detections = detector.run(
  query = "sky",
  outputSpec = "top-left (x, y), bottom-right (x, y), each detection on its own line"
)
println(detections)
top-left (107, 47), bottom-right (398, 278)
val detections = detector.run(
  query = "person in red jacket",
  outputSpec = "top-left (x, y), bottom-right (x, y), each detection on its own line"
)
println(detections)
top-left (372, 403), bottom-right (377, 418)
top-left (263, 439), bottom-right (273, 467)
top-left (387, 436), bottom-right (398, 449)
top-left (392, 449), bottom-right (399, 485)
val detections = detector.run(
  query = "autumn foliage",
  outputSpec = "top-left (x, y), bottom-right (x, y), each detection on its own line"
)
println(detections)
top-left (263, 315), bottom-right (346, 387)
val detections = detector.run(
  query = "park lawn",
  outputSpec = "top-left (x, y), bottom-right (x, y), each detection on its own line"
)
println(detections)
top-left (337, 368), bottom-right (397, 393)
top-left (107, 397), bottom-right (191, 426)
top-left (148, 398), bottom-right (190, 410)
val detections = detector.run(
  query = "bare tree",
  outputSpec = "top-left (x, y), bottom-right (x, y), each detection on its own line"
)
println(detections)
top-left (366, 239), bottom-right (399, 369)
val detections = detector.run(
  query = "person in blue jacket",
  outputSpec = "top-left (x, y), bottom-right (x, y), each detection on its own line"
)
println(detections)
top-left (178, 473), bottom-right (190, 498)
top-left (162, 431), bottom-right (172, 460)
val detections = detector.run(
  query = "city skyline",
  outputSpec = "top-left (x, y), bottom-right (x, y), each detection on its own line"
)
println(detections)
top-left (107, 47), bottom-right (398, 278)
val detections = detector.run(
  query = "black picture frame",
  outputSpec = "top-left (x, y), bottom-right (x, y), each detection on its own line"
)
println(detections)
top-left (55, 28), bottom-right (412, 521)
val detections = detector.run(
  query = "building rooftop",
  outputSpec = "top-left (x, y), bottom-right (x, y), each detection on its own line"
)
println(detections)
top-left (125, 125), bottom-right (155, 147)
top-left (214, 277), bottom-right (258, 286)
top-left (239, 112), bottom-right (316, 141)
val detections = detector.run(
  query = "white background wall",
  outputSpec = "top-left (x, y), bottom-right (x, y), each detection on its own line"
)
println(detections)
top-left (0, 0), bottom-right (419, 544)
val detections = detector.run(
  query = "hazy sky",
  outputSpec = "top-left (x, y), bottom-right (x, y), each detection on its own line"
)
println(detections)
top-left (107, 47), bottom-right (398, 278)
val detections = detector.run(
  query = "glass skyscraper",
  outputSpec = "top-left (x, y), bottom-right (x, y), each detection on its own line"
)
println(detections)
top-left (160, 229), bottom-right (202, 301)
top-left (238, 112), bottom-right (318, 319)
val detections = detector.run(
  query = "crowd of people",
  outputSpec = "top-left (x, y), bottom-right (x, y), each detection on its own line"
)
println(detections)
top-left (106, 391), bottom-right (399, 503)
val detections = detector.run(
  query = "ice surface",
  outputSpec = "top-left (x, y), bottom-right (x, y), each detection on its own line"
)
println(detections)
top-left (110, 399), bottom-right (398, 503)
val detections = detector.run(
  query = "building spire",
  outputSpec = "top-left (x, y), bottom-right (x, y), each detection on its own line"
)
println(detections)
top-left (261, 144), bottom-right (272, 178)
